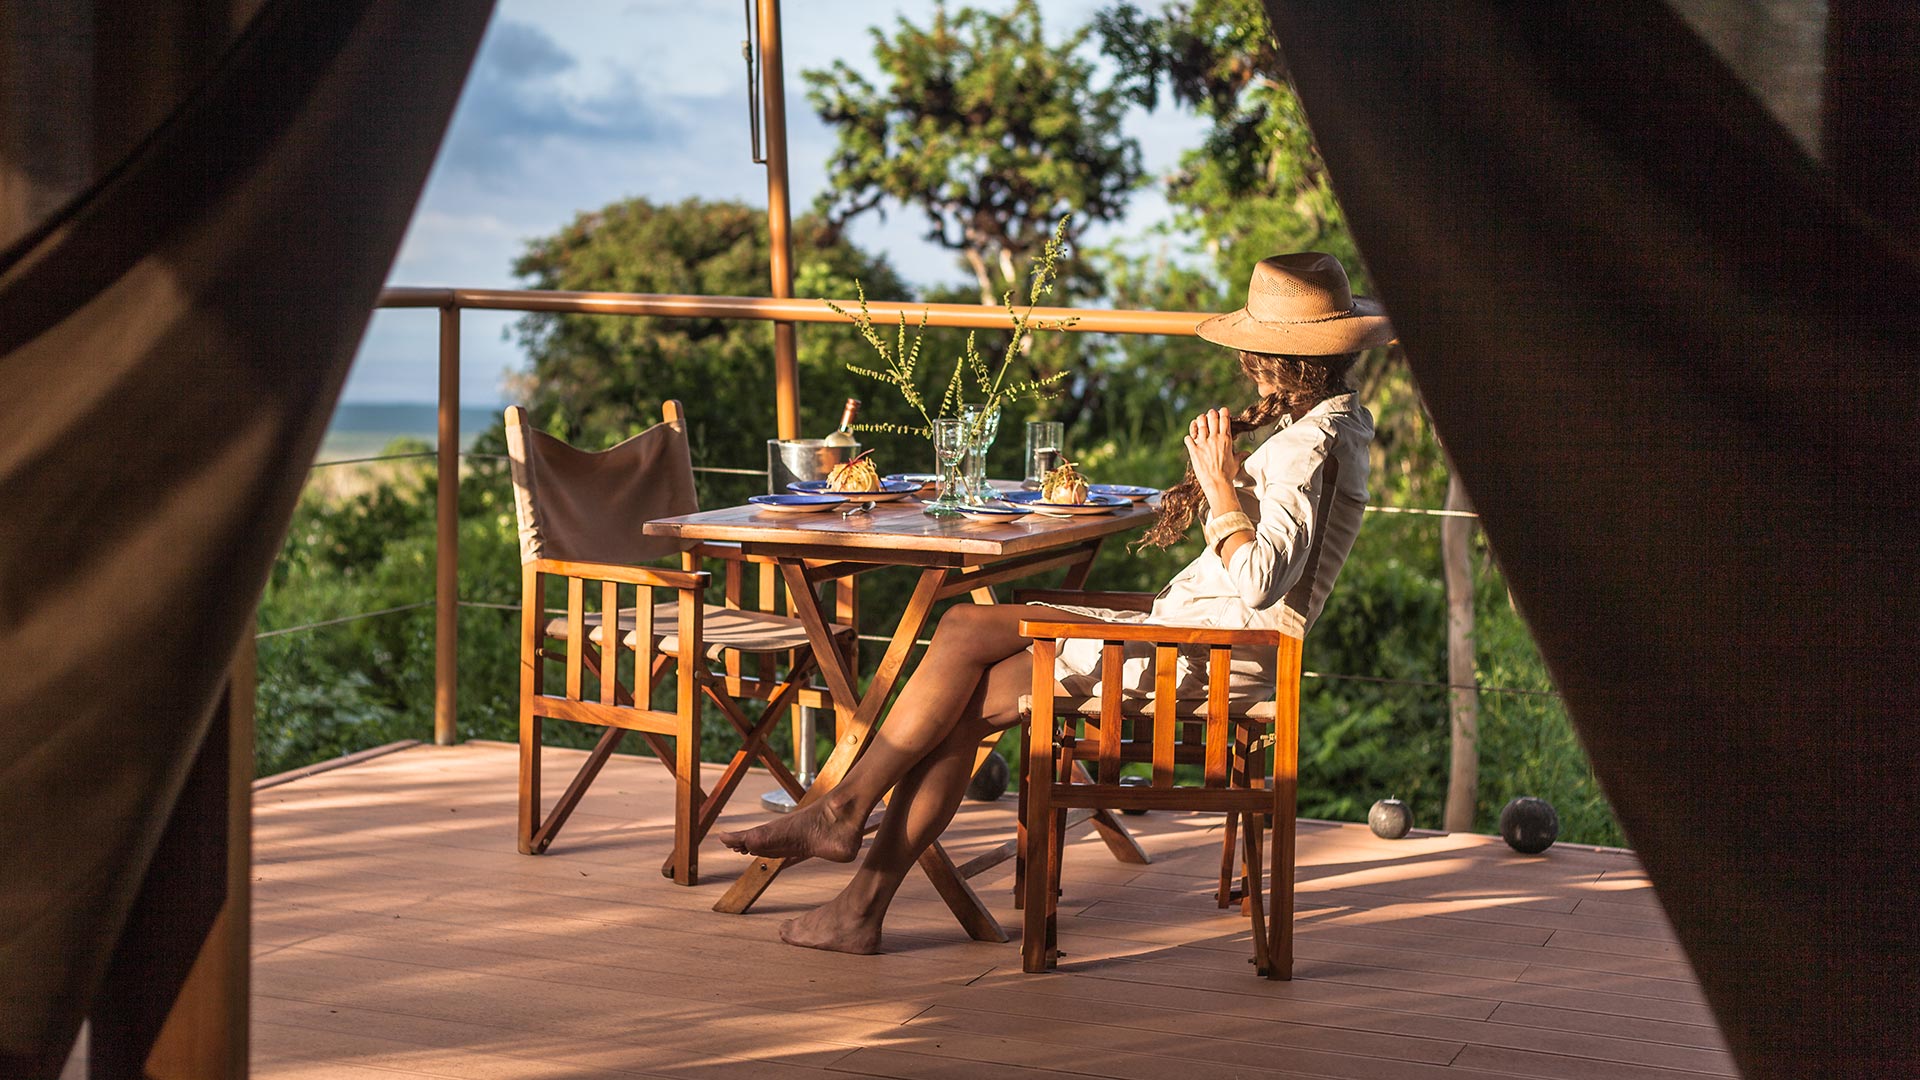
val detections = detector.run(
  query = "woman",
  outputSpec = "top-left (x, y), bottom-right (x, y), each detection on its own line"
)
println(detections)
top-left (718, 252), bottom-right (1391, 955)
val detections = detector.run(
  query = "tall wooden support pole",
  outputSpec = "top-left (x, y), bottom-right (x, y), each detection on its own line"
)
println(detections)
top-left (435, 305), bottom-right (460, 746)
top-left (757, 0), bottom-right (800, 438)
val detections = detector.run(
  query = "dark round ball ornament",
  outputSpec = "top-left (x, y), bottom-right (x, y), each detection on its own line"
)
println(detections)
top-left (1118, 774), bottom-right (1151, 814)
top-left (1499, 796), bottom-right (1560, 854)
top-left (965, 750), bottom-right (1010, 802)
top-left (1368, 798), bottom-right (1411, 839)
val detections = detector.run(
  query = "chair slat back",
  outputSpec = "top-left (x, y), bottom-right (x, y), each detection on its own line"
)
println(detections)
top-left (1152, 647), bottom-right (1178, 786)
top-left (600, 580), bottom-right (619, 704)
top-left (1097, 643), bottom-right (1124, 784)
top-left (636, 585), bottom-right (655, 704)
top-left (1283, 455), bottom-right (1348, 633)
top-left (565, 577), bottom-right (585, 699)
top-left (504, 404), bottom-right (699, 566)
top-left (1205, 641), bottom-right (1236, 787)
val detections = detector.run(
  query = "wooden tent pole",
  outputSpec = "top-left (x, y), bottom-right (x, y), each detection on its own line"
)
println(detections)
top-left (756, 0), bottom-right (800, 439)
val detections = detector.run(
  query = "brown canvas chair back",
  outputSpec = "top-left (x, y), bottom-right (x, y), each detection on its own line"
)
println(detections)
top-left (503, 406), bottom-right (699, 566)
top-left (1281, 455), bottom-right (1354, 636)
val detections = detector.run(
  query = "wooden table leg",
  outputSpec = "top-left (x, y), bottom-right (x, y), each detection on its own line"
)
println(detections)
top-left (917, 837), bottom-right (1009, 942)
top-left (714, 565), bottom-right (950, 913)
top-left (1060, 537), bottom-right (1103, 590)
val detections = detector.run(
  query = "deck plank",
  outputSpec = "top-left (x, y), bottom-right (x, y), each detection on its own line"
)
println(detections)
top-left (249, 742), bottom-right (1736, 1080)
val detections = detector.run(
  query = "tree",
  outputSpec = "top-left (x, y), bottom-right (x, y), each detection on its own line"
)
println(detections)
top-left (1096, 0), bottom-right (1350, 290)
top-left (506, 197), bottom-right (925, 498)
top-left (1441, 471), bottom-right (1480, 831)
top-left (805, 0), bottom-right (1144, 306)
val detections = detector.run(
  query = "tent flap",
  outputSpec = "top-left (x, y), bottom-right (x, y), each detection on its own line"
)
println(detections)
top-left (1261, 2), bottom-right (1918, 1076)
top-left (0, 1), bottom-right (494, 1074)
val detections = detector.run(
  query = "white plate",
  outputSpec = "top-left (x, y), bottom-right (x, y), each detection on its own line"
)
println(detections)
top-left (749, 493), bottom-right (846, 513)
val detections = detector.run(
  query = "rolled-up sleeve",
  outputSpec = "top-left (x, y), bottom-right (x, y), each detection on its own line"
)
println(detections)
top-left (1216, 430), bottom-right (1332, 611)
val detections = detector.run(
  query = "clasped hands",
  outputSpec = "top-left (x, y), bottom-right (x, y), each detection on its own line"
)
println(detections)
top-left (1185, 407), bottom-right (1256, 560)
top-left (1183, 407), bottom-right (1243, 508)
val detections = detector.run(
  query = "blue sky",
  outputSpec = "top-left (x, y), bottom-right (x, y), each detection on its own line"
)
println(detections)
top-left (343, 1), bottom-right (1207, 404)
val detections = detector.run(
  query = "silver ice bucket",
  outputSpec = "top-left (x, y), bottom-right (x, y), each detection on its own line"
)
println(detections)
top-left (767, 438), bottom-right (861, 494)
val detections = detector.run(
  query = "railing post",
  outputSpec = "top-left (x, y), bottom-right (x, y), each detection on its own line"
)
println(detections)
top-left (435, 305), bottom-right (459, 746)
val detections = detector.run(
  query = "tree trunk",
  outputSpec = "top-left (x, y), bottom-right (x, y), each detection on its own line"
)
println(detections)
top-left (963, 246), bottom-right (995, 307)
top-left (1442, 470), bottom-right (1480, 832)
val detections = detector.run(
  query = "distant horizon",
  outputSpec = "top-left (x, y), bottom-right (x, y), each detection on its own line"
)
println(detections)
top-left (334, 398), bottom-right (507, 408)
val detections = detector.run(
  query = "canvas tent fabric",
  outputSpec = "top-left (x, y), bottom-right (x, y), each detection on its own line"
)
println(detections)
top-left (1259, 1), bottom-right (1918, 1076)
top-left (0, 1), bottom-right (493, 1075)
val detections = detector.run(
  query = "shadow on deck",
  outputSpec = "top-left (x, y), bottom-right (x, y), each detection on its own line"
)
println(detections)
top-left (250, 742), bottom-right (1734, 1079)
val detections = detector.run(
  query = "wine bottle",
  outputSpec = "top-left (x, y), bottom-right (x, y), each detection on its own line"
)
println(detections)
top-left (824, 398), bottom-right (861, 447)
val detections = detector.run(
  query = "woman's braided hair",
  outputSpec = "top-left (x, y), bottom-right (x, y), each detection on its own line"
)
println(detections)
top-left (1136, 349), bottom-right (1359, 550)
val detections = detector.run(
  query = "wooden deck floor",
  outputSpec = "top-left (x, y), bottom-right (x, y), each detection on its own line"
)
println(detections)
top-left (251, 742), bottom-right (1736, 1080)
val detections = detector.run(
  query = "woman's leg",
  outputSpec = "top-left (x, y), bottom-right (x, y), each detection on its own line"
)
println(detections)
top-left (778, 650), bottom-right (1032, 953)
top-left (716, 603), bottom-right (1094, 864)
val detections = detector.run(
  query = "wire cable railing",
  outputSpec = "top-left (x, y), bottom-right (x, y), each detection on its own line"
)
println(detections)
top-left (254, 600), bottom-right (434, 640)
top-left (266, 454), bottom-right (1510, 702)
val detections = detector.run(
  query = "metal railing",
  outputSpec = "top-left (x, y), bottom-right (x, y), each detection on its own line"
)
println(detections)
top-left (266, 286), bottom-right (1519, 750)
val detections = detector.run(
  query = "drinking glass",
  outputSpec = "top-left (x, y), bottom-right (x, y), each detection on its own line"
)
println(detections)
top-left (961, 403), bottom-right (1000, 502)
top-left (927, 418), bottom-right (969, 516)
top-left (1023, 420), bottom-right (1064, 489)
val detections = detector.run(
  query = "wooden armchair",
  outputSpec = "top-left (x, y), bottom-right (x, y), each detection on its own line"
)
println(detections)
top-left (1016, 611), bottom-right (1303, 978)
top-left (505, 402), bottom-right (851, 886)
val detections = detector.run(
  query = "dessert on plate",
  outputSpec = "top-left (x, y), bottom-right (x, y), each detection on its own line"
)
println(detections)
top-left (1039, 460), bottom-right (1089, 505)
top-left (827, 450), bottom-right (881, 492)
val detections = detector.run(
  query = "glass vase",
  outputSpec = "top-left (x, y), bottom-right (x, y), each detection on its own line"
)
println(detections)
top-left (961, 403), bottom-right (1000, 502)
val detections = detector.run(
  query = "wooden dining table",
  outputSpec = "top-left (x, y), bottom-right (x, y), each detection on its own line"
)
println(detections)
top-left (644, 486), bottom-right (1158, 939)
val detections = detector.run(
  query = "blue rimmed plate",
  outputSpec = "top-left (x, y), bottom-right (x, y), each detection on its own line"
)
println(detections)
top-left (1001, 490), bottom-right (1130, 515)
top-left (953, 502), bottom-right (1032, 518)
top-left (1088, 483), bottom-right (1160, 501)
top-left (749, 493), bottom-right (846, 513)
top-left (787, 479), bottom-right (919, 502)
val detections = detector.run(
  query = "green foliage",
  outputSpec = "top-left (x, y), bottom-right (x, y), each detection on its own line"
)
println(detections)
top-left (1473, 555), bottom-right (1625, 847)
top-left (805, 0), bottom-right (1143, 303)
top-left (503, 197), bottom-right (940, 499)
top-left (831, 217), bottom-right (1075, 438)
top-left (1097, 0), bottom-right (1351, 287)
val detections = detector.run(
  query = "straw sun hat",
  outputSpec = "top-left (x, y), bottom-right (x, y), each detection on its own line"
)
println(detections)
top-left (1196, 252), bottom-right (1395, 355)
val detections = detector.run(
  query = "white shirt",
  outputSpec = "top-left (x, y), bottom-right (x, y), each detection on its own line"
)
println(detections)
top-left (1044, 392), bottom-right (1374, 700)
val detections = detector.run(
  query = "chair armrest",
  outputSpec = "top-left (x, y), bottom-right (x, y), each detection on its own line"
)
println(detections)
top-left (529, 558), bottom-right (710, 591)
top-left (1012, 588), bottom-right (1156, 613)
top-left (1018, 619), bottom-right (1289, 648)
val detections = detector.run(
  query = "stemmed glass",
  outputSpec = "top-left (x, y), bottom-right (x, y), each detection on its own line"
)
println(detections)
top-left (927, 418), bottom-right (969, 517)
top-left (960, 403), bottom-right (1000, 502)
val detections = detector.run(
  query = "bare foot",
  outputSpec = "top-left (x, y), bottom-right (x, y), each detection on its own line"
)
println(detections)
top-left (716, 797), bottom-right (862, 863)
top-left (779, 900), bottom-right (882, 955)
